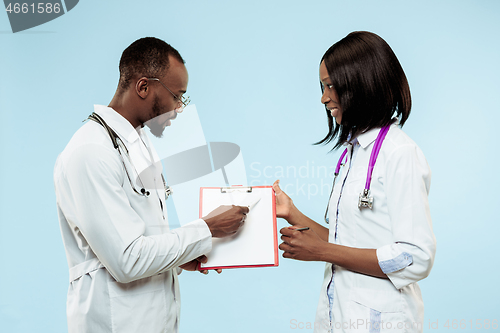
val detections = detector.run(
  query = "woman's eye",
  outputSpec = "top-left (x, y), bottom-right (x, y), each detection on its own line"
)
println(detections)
top-left (327, 84), bottom-right (334, 89)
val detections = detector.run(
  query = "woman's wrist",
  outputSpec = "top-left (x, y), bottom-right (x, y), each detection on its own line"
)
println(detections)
top-left (317, 242), bottom-right (336, 263)
top-left (285, 203), bottom-right (301, 224)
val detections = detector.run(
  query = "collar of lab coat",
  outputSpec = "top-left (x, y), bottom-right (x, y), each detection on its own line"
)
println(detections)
top-left (93, 105), bottom-right (140, 144)
top-left (355, 118), bottom-right (400, 149)
top-left (356, 127), bottom-right (380, 149)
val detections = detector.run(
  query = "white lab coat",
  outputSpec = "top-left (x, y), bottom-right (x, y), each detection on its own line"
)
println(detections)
top-left (54, 105), bottom-right (212, 333)
top-left (314, 123), bottom-right (436, 333)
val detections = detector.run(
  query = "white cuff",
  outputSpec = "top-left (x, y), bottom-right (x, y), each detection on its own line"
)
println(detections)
top-left (181, 218), bottom-right (213, 255)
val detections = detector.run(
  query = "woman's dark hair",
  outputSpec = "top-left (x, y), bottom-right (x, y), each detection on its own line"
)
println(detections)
top-left (317, 31), bottom-right (411, 149)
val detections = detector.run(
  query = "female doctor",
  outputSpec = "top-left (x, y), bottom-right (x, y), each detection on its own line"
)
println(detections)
top-left (274, 31), bottom-right (436, 333)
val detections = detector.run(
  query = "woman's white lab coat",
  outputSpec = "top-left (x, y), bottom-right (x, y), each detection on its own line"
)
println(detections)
top-left (314, 123), bottom-right (436, 333)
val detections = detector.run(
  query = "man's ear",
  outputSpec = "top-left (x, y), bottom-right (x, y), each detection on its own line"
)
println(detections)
top-left (135, 77), bottom-right (150, 99)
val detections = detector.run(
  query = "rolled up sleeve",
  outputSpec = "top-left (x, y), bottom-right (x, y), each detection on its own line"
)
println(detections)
top-left (378, 144), bottom-right (437, 290)
top-left (377, 248), bottom-right (413, 274)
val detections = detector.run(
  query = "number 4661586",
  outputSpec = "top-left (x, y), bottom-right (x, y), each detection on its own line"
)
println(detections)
top-left (5, 3), bottom-right (61, 14)
top-left (444, 319), bottom-right (498, 330)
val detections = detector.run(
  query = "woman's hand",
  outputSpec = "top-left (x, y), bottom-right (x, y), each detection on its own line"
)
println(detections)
top-left (273, 180), bottom-right (295, 220)
top-left (179, 255), bottom-right (222, 274)
top-left (280, 227), bottom-right (388, 278)
top-left (274, 180), bottom-right (330, 242)
top-left (279, 226), bottom-right (328, 261)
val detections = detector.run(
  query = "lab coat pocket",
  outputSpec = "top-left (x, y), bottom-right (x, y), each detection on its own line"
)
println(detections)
top-left (108, 274), bottom-right (166, 333)
top-left (347, 288), bottom-right (403, 333)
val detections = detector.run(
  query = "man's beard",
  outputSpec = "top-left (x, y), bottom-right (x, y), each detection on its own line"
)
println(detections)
top-left (146, 97), bottom-right (167, 138)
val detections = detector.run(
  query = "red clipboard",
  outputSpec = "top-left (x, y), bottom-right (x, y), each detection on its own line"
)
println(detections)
top-left (198, 185), bottom-right (278, 270)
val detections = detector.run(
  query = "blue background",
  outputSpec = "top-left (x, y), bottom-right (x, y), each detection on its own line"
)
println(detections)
top-left (1, 0), bottom-right (499, 332)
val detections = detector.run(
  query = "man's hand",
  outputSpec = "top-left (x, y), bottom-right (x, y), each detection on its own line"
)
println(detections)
top-left (279, 226), bottom-right (328, 261)
top-left (203, 205), bottom-right (249, 238)
top-left (179, 255), bottom-right (222, 274)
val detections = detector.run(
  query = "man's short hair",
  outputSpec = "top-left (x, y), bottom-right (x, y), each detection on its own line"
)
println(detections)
top-left (118, 37), bottom-right (185, 91)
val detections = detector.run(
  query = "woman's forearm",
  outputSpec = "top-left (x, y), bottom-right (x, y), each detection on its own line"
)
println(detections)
top-left (319, 243), bottom-right (387, 279)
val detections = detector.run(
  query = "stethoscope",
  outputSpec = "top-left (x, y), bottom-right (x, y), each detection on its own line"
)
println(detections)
top-left (87, 112), bottom-right (172, 201)
top-left (324, 124), bottom-right (390, 224)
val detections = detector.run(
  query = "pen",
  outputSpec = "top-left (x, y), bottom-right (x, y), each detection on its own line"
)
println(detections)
top-left (294, 227), bottom-right (310, 231)
top-left (245, 197), bottom-right (261, 211)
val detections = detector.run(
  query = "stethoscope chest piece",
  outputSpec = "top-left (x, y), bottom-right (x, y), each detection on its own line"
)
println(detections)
top-left (165, 185), bottom-right (173, 200)
top-left (358, 189), bottom-right (373, 209)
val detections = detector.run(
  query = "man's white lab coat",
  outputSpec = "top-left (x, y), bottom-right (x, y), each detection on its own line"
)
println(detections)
top-left (54, 105), bottom-right (212, 333)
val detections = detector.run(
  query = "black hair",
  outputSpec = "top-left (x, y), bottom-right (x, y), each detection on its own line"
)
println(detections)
top-left (118, 37), bottom-right (185, 92)
top-left (317, 31), bottom-right (411, 149)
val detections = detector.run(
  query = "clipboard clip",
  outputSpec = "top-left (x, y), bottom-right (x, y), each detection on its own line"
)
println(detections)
top-left (221, 186), bottom-right (253, 193)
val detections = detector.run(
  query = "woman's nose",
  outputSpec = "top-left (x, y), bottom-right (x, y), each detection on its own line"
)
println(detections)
top-left (321, 90), bottom-right (330, 105)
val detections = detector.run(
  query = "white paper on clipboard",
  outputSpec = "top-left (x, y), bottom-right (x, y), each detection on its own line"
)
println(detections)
top-left (199, 186), bottom-right (278, 269)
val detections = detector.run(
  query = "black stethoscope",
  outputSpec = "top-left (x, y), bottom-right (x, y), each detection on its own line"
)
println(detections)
top-left (87, 112), bottom-right (172, 201)
top-left (324, 124), bottom-right (390, 224)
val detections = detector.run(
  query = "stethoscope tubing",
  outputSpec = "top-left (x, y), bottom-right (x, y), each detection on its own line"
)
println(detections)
top-left (87, 112), bottom-right (171, 199)
top-left (365, 125), bottom-right (390, 191)
top-left (324, 124), bottom-right (391, 223)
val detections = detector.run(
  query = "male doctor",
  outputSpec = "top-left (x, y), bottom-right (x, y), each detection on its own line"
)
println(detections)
top-left (54, 37), bottom-right (248, 333)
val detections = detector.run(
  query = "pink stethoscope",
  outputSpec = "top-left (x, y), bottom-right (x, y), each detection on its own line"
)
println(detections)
top-left (324, 124), bottom-right (390, 224)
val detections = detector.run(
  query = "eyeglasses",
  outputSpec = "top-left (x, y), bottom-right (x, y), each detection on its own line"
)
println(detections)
top-left (147, 77), bottom-right (191, 112)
